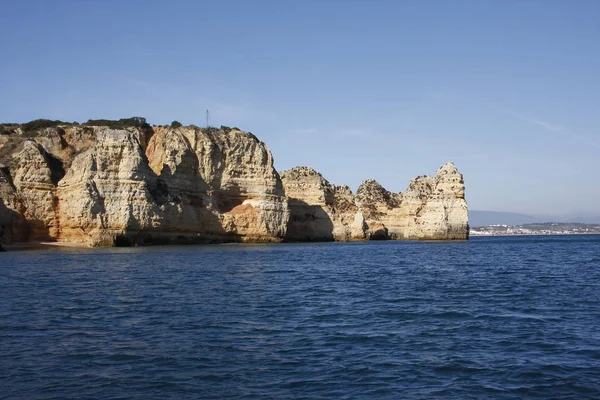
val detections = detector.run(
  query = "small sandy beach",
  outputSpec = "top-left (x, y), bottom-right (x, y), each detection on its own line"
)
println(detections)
top-left (2, 241), bottom-right (90, 251)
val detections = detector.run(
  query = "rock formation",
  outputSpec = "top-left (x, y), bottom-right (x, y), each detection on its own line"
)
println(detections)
top-left (282, 163), bottom-right (468, 241)
top-left (355, 162), bottom-right (469, 240)
top-left (0, 167), bottom-right (28, 243)
top-left (280, 167), bottom-right (365, 241)
top-left (0, 118), bottom-right (468, 246)
top-left (0, 120), bottom-right (288, 246)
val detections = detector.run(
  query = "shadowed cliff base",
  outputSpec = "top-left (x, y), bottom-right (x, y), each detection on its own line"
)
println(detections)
top-left (113, 232), bottom-right (243, 247)
top-left (0, 198), bottom-right (30, 243)
top-left (0, 118), bottom-right (468, 247)
top-left (284, 199), bottom-right (335, 242)
top-left (369, 228), bottom-right (391, 240)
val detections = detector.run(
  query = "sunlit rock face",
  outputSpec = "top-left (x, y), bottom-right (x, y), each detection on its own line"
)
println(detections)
top-left (0, 123), bottom-right (288, 246)
top-left (283, 163), bottom-right (469, 241)
top-left (0, 140), bottom-right (62, 241)
top-left (57, 129), bottom-right (162, 246)
top-left (0, 120), bottom-right (467, 246)
top-left (356, 162), bottom-right (468, 240)
top-left (145, 126), bottom-right (289, 243)
top-left (420, 162), bottom-right (469, 240)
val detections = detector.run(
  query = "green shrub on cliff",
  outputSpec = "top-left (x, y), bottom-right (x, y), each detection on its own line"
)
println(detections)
top-left (0, 124), bottom-right (21, 136)
top-left (203, 126), bottom-right (220, 135)
top-left (83, 117), bottom-right (150, 129)
top-left (170, 121), bottom-right (183, 128)
top-left (21, 119), bottom-right (68, 131)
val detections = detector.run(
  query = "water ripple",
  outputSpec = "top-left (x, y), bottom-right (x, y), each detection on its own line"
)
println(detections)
top-left (1, 236), bottom-right (600, 399)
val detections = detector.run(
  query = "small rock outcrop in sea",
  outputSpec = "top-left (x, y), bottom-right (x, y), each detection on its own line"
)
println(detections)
top-left (0, 118), bottom-right (468, 246)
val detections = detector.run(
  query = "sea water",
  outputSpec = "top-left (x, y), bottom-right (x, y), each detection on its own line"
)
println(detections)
top-left (1, 235), bottom-right (599, 399)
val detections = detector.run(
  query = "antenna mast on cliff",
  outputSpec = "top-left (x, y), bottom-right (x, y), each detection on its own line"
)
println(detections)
top-left (205, 109), bottom-right (209, 128)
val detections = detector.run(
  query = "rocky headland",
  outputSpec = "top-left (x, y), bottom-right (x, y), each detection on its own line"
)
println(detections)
top-left (0, 118), bottom-right (468, 247)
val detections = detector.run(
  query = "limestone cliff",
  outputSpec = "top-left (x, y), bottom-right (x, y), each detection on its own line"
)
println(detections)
top-left (0, 118), bottom-right (468, 246)
top-left (56, 128), bottom-right (162, 246)
top-left (144, 126), bottom-right (288, 243)
top-left (0, 120), bottom-right (288, 246)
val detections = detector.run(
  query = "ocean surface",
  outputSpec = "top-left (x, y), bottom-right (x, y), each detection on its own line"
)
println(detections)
top-left (1, 235), bottom-right (599, 399)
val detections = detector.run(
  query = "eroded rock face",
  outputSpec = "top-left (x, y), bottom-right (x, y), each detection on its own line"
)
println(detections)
top-left (281, 167), bottom-right (336, 241)
top-left (0, 123), bottom-right (291, 246)
top-left (0, 120), bottom-right (468, 246)
top-left (282, 162), bottom-right (469, 241)
top-left (0, 168), bottom-right (28, 242)
top-left (281, 167), bottom-right (366, 241)
top-left (53, 126), bottom-right (289, 246)
top-left (356, 162), bottom-right (469, 240)
top-left (57, 129), bottom-right (161, 246)
top-left (145, 126), bottom-right (289, 243)
top-left (8, 141), bottom-right (62, 240)
top-left (425, 162), bottom-right (469, 239)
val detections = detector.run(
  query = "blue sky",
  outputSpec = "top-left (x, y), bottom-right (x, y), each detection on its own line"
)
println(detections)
top-left (1, 0), bottom-right (599, 218)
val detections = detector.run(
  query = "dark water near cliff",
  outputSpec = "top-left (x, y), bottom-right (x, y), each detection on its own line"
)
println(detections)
top-left (1, 235), bottom-right (600, 399)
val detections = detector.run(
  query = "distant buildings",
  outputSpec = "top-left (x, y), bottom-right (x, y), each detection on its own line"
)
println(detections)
top-left (470, 223), bottom-right (600, 236)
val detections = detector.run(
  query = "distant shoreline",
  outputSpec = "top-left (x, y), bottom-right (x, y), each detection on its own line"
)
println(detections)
top-left (2, 233), bottom-right (600, 253)
top-left (470, 232), bottom-right (600, 238)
